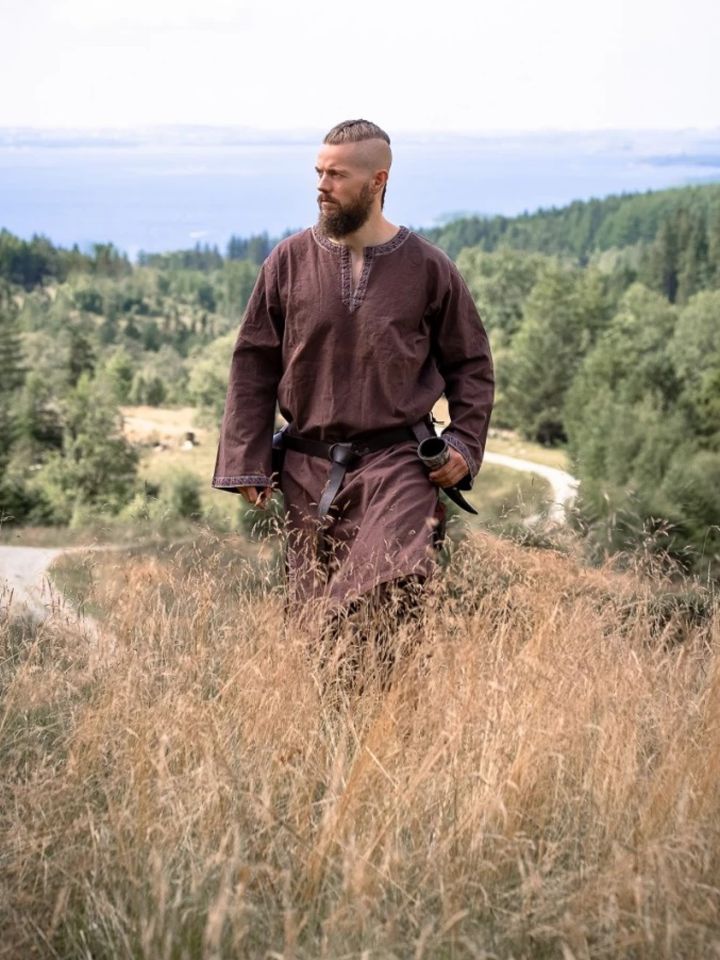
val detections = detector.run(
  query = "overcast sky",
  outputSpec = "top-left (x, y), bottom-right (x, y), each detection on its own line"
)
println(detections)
top-left (2, 0), bottom-right (718, 132)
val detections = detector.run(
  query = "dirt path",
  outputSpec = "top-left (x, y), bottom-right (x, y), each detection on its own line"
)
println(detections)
top-left (0, 545), bottom-right (105, 638)
top-left (0, 538), bottom-right (197, 629)
top-left (482, 451), bottom-right (579, 525)
top-left (0, 546), bottom-right (65, 620)
top-left (0, 544), bottom-right (88, 627)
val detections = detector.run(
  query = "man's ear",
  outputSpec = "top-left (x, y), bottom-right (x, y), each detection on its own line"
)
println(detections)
top-left (372, 169), bottom-right (388, 197)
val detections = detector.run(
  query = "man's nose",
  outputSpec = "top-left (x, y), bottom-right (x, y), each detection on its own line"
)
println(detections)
top-left (317, 172), bottom-right (331, 192)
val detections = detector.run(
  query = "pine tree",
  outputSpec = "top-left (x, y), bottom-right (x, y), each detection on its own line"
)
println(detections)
top-left (707, 206), bottom-right (720, 288)
top-left (643, 217), bottom-right (680, 302)
top-left (0, 285), bottom-right (26, 466)
top-left (503, 263), bottom-right (610, 443)
top-left (676, 209), bottom-right (709, 303)
top-left (0, 285), bottom-right (25, 393)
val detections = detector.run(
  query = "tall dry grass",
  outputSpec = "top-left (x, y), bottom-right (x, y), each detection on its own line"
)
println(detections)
top-left (2, 531), bottom-right (720, 959)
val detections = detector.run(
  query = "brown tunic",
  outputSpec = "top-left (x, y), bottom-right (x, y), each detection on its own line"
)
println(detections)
top-left (212, 224), bottom-right (494, 606)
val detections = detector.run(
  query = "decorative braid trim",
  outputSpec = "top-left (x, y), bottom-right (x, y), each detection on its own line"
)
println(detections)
top-left (341, 246), bottom-right (353, 307)
top-left (310, 224), bottom-right (409, 256)
top-left (371, 225), bottom-right (410, 256)
top-left (443, 434), bottom-right (478, 479)
top-left (212, 475), bottom-right (271, 489)
top-left (311, 226), bottom-right (343, 254)
top-left (311, 225), bottom-right (411, 314)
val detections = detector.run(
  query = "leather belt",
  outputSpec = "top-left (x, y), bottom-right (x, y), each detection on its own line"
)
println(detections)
top-left (279, 419), bottom-right (432, 519)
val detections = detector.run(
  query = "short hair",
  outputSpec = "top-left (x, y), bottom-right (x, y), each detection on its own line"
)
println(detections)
top-left (323, 119), bottom-right (392, 208)
top-left (323, 118), bottom-right (391, 147)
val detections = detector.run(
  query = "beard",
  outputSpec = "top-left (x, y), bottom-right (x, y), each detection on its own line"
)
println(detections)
top-left (317, 182), bottom-right (374, 238)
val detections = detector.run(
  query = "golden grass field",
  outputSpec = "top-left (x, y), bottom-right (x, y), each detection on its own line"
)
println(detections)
top-left (3, 527), bottom-right (720, 958)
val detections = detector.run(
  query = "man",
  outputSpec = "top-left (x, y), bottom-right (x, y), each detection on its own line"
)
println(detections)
top-left (212, 119), bottom-right (494, 618)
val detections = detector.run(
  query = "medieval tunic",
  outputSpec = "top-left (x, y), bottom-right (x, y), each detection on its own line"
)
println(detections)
top-left (211, 224), bottom-right (494, 606)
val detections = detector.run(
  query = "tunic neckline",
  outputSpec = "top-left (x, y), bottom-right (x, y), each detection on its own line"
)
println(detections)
top-left (311, 225), bottom-right (411, 313)
top-left (311, 224), bottom-right (410, 256)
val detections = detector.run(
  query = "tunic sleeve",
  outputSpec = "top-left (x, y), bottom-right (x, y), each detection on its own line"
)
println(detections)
top-left (431, 263), bottom-right (495, 483)
top-left (211, 257), bottom-right (284, 493)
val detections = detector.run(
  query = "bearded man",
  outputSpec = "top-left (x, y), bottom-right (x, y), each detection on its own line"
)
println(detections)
top-left (212, 119), bottom-right (494, 620)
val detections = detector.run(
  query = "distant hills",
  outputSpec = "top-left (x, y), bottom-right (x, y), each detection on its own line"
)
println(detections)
top-left (4, 179), bottom-right (720, 305)
top-left (423, 182), bottom-right (720, 263)
top-left (2, 126), bottom-right (720, 251)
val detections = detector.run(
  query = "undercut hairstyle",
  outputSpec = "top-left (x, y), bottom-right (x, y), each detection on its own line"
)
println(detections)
top-left (323, 119), bottom-right (392, 209)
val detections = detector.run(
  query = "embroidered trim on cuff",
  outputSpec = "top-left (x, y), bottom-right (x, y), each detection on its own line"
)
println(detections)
top-left (443, 434), bottom-right (478, 478)
top-left (212, 475), bottom-right (271, 489)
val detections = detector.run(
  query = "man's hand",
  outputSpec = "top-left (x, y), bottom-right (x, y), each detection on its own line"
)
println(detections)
top-left (428, 447), bottom-right (469, 488)
top-left (236, 485), bottom-right (273, 508)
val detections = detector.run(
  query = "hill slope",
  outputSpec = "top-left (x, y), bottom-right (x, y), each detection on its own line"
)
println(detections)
top-left (423, 181), bottom-right (720, 262)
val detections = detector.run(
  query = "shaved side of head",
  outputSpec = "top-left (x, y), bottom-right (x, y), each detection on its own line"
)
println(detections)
top-left (323, 119), bottom-right (393, 207)
top-left (351, 138), bottom-right (393, 176)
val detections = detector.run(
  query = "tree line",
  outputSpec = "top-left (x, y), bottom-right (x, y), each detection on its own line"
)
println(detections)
top-left (0, 238), bottom-right (266, 527)
top-left (0, 229), bottom-right (284, 289)
top-left (423, 183), bottom-right (720, 284)
top-left (2, 181), bottom-right (719, 573)
top-left (459, 246), bottom-right (720, 572)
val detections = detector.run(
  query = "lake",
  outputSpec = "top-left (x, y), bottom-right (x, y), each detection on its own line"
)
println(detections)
top-left (1, 126), bottom-right (719, 259)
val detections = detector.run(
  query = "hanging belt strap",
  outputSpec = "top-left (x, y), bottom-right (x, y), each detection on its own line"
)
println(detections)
top-left (281, 421), bottom-right (427, 519)
top-left (278, 417), bottom-right (477, 519)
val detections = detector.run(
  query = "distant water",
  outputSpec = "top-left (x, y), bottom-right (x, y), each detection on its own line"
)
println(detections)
top-left (1, 127), bottom-right (719, 260)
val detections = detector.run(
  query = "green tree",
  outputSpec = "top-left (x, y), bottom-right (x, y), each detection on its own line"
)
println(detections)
top-left (144, 345), bottom-right (188, 404)
top-left (641, 217), bottom-right (679, 302)
top-left (668, 290), bottom-right (720, 443)
top-left (563, 284), bottom-right (720, 571)
top-left (221, 261), bottom-right (259, 324)
top-left (0, 285), bottom-right (26, 469)
top-left (90, 242), bottom-right (131, 279)
top-left (502, 263), bottom-right (610, 443)
top-left (128, 371), bottom-right (166, 406)
top-left (565, 284), bottom-right (679, 482)
top-left (186, 333), bottom-right (234, 423)
top-left (29, 373), bottom-right (139, 523)
top-left (676, 209), bottom-right (710, 303)
top-left (661, 451), bottom-right (720, 566)
top-left (12, 370), bottom-right (64, 457)
top-left (196, 280), bottom-right (216, 312)
top-left (72, 280), bottom-right (104, 314)
top-left (162, 469), bottom-right (202, 519)
top-left (99, 346), bottom-right (137, 403)
top-left (455, 247), bottom-right (548, 341)
top-left (66, 326), bottom-right (97, 386)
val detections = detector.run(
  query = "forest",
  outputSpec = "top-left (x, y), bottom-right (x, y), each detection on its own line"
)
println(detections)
top-left (1, 180), bottom-right (719, 574)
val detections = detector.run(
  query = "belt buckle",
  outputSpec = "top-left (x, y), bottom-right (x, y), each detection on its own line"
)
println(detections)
top-left (328, 441), bottom-right (356, 466)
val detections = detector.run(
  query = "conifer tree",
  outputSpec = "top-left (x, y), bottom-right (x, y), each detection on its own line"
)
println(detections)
top-left (0, 285), bottom-right (26, 466)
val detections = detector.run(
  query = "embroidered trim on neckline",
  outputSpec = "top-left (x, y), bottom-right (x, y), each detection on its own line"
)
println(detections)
top-left (312, 226), bottom-right (411, 313)
top-left (311, 224), bottom-right (410, 256)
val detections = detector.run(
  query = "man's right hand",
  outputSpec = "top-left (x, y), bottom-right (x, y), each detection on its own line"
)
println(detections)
top-left (236, 485), bottom-right (273, 508)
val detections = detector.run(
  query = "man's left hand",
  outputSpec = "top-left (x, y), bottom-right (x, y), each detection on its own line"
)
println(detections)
top-left (428, 447), bottom-right (469, 488)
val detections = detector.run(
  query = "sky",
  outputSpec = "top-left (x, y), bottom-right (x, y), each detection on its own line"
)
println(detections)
top-left (1, 0), bottom-right (719, 133)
